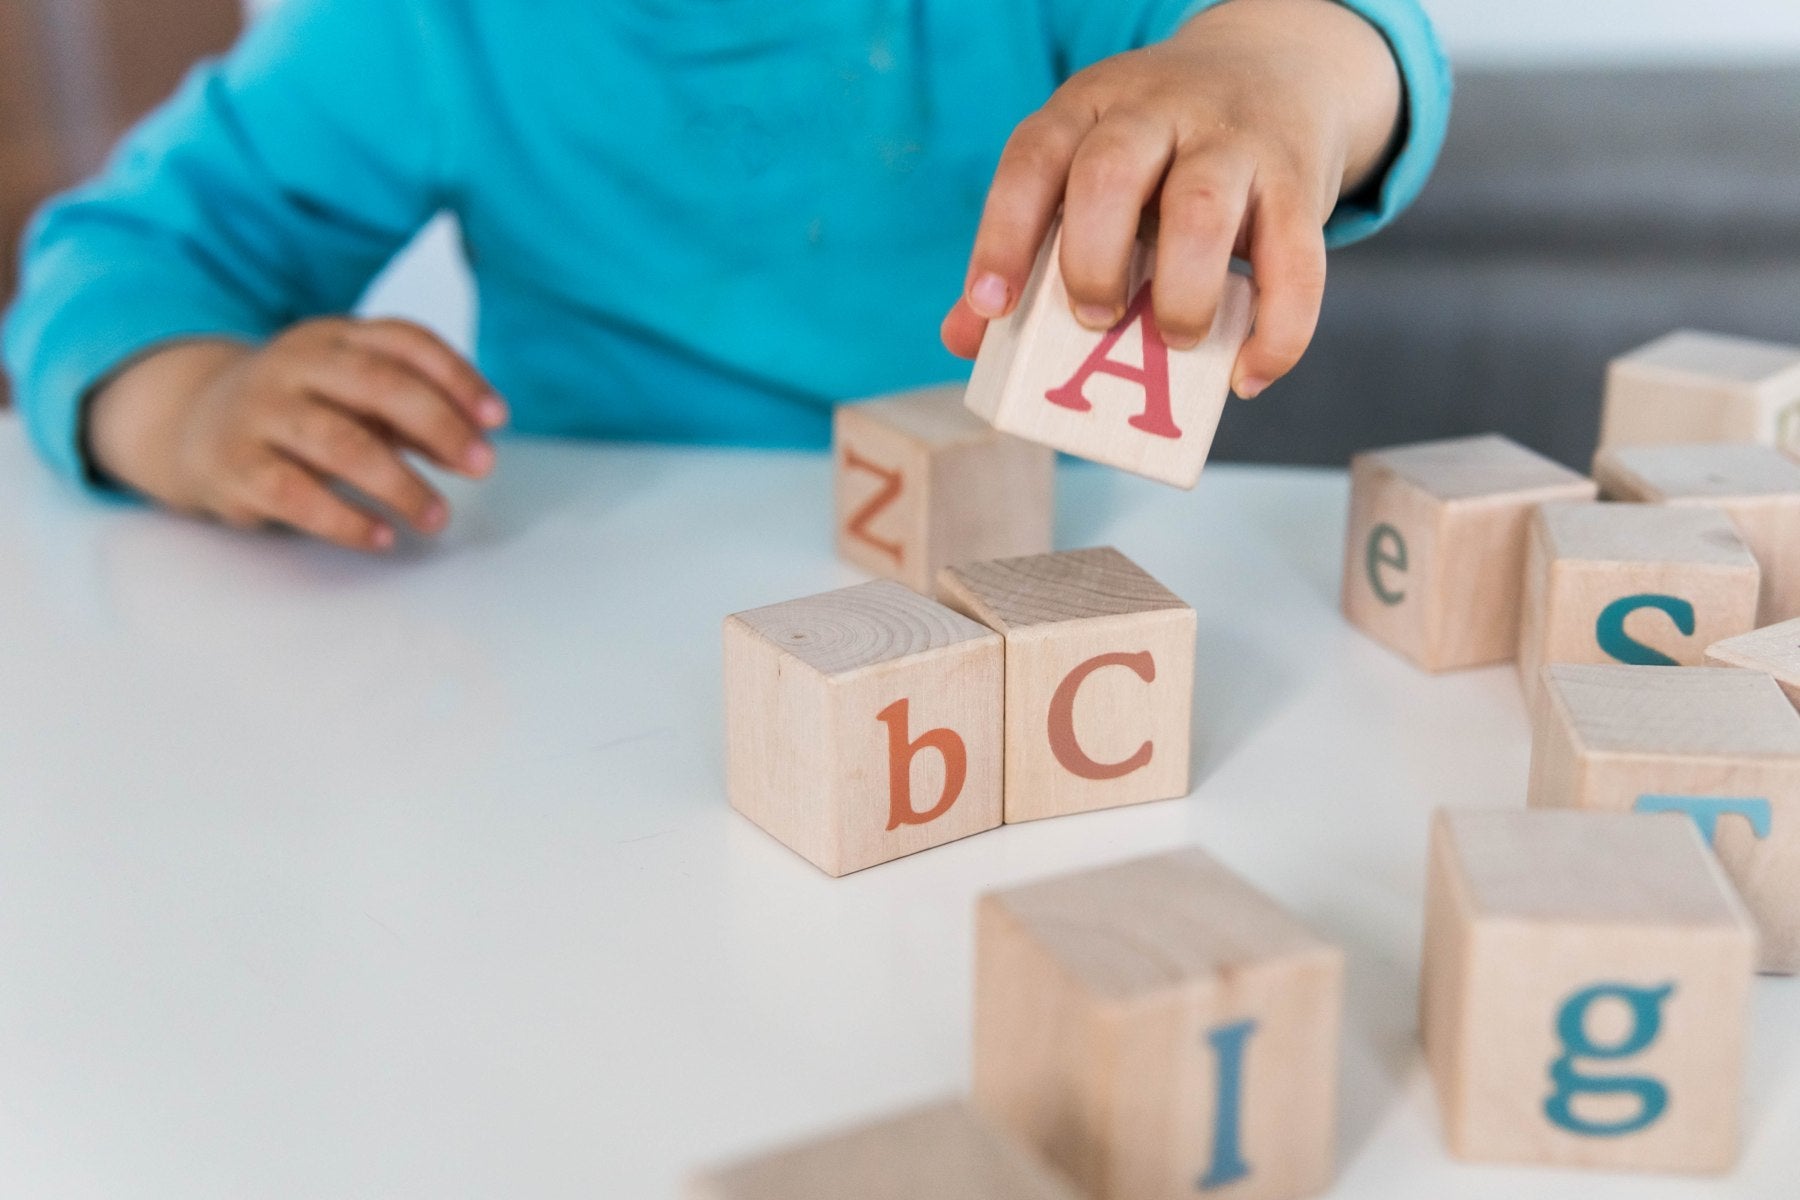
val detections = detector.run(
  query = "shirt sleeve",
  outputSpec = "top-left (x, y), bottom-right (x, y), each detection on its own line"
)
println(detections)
top-left (1042, 0), bottom-right (1452, 249)
top-left (1, 0), bottom-right (449, 489)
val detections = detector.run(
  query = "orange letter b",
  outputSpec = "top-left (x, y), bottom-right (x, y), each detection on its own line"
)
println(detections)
top-left (876, 698), bottom-right (967, 830)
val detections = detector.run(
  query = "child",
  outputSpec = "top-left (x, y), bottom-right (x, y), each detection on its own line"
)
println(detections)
top-left (3, 0), bottom-right (1448, 552)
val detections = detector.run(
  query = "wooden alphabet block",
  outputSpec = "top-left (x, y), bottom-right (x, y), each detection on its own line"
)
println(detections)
top-left (1594, 441), bottom-right (1800, 623)
top-left (963, 219), bottom-right (1254, 489)
top-left (723, 581), bottom-right (1002, 877)
top-left (1707, 617), bottom-right (1800, 709)
top-left (688, 1099), bottom-right (1083, 1200)
top-left (1420, 809), bottom-right (1757, 1172)
top-left (1598, 329), bottom-right (1800, 455)
top-left (1528, 663), bottom-right (1800, 973)
top-left (938, 547), bottom-right (1195, 823)
top-left (1516, 502), bottom-right (1760, 707)
top-left (1341, 434), bottom-right (1597, 671)
top-left (975, 850), bottom-right (1343, 1200)
top-left (835, 385), bottom-right (1056, 595)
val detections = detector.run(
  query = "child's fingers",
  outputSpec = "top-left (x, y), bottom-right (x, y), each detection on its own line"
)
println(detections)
top-left (350, 319), bottom-right (507, 430)
top-left (270, 401), bottom-right (448, 535)
top-left (1059, 114), bottom-right (1176, 330)
top-left (306, 345), bottom-right (493, 478)
top-left (1151, 149), bottom-right (1255, 350)
top-left (233, 454), bottom-right (396, 553)
top-left (965, 109), bottom-right (1092, 320)
top-left (1233, 193), bottom-right (1328, 399)
top-left (940, 297), bottom-right (988, 360)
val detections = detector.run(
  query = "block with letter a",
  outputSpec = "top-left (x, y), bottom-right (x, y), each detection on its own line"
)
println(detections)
top-left (1597, 329), bottom-right (1800, 456)
top-left (722, 580), bottom-right (1002, 877)
top-left (1341, 434), bottom-right (1596, 671)
top-left (974, 849), bottom-right (1344, 1200)
top-left (687, 1098), bottom-right (1083, 1200)
top-left (834, 385), bottom-right (1055, 595)
top-left (1420, 809), bottom-right (1756, 1172)
top-left (938, 546), bottom-right (1195, 823)
top-left (963, 219), bottom-right (1254, 489)
top-left (1528, 663), bottom-right (1800, 973)
top-left (1515, 501), bottom-right (1760, 708)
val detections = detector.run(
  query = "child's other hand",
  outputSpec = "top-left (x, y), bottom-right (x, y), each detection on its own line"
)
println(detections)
top-left (87, 319), bottom-right (506, 553)
top-left (943, 0), bottom-right (1402, 398)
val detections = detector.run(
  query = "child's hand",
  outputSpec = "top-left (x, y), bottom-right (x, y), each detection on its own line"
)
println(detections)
top-left (943, 0), bottom-right (1403, 398)
top-left (86, 319), bottom-right (505, 553)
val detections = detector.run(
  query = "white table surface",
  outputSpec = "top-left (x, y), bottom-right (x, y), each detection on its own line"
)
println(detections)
top-left (0, 419), bottom-right (1794, 1200)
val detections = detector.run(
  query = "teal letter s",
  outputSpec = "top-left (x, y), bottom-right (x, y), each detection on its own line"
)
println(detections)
top-left (1596, 594), bottom-right (1695, 665)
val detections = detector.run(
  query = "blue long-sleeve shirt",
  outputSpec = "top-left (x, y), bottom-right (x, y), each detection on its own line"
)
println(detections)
top-left (3, 0), bottom-right (1450, 488)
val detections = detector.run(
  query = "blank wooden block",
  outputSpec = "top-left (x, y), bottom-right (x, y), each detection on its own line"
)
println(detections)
top-left (688, 1099), bottom-right (1083, 1200)
top-left (964, 219), bottom-right (1254, 489)
top-left (1341, 434), bottom-right (1597, 671)
top-left (723, 581), bottom-right (1002, 877)
top-left (1528, 663), bottom-right (1800, 973)
top-left (1516, 502), bottom-right (1760, 707)
top-left (938, 547), bottom-right (1195, 824)
top-left (1594, 441), bottom-right (1800, 623)
top-left (1420, 809), bottom-right (1757, 1173)
top-left (975, 850), bottom-right (1343, 1200)
top-left (835, 385), bottom-right (1056, 595)
top-left (1708, 617), bottom-right (1800, 709)
top-left (1598, 329), bottom-right (1800, 455)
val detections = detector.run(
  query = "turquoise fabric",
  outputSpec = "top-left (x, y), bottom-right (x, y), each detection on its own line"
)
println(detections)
top-left (3, 0), bottom-right (1450, 488)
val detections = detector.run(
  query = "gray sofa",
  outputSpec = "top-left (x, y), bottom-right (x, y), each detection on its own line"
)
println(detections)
top-left (1212, 65), bottom-right (1800, 471)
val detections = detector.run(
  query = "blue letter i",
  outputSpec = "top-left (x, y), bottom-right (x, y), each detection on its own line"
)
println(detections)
top-left (1198, 1019), bottom-right (1257, 1190)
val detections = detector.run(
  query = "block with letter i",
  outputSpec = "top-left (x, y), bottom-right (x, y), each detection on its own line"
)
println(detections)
top-left (723, 580), bottom-right (1002, 877)
top-left (938, 547), bottom-right (1195, 823)
top-left (1529, 663), bottom-right (1800, 973)
top-left (1598, 329), bottom-right (1800, 455)
top-left (1515, 502), bottom-right (1760, 707)
top-left (1420, 809), bottom-right (1757, 1172)
top-left (1593, 441), bottom-right (1800, 622)
top-left (975, 850), bottom-right (1344, 1200)
top-left (1708, 617), bottom-right (1800, 709)
top-left (688, 1099), bottom-right (1083, 1200)
top-left (963, 219), bottom-right (1254, 488)
top-left (834, 385), bottom-right (1056, 595)
top-left (1341, 434), bottom-right (1597, 671)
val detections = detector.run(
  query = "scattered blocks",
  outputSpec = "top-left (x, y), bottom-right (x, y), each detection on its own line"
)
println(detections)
top-left (1420, 809), bottom-right (1757, 1173)
top-left (1340, 434), bottom-right (1597, 671)
top-left (938, 547), bottom-right (1195, 823)
top-left (1593, 441), bottom-right (1800, 623)
top-left (963, 219), bottom-right (1255, 489)
top-left (1516, 502), bottom-right (1760, 706)
top-left (1528, 663), bottom-right (1800, 973)
top-left (1707, 617), bottom-right (1800, 709)
top-left (688, 1099), bottom-right (1083, 1200)
top-left (1598, 329), bottom-right (1800, 455)
top-left (834, 385), bottom-right (1056, 595)
top-left (975, 850), bottom-right (1343, 1200)
top-left (723, 580), bottom-right (1002, 877)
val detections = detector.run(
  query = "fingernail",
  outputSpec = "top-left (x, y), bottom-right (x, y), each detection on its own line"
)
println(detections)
top-left (1164, 330), bottom-right (1202, 351)
top-left (477, 393), bottom-right (509, 429)
top-left (370, 524), bottom-right (396, 551)
top-left (1235, 377), bottom-right (1269, 400)
top-left (1075, 303), bottom-right (1121, 331)
top-left (465, 442), bottom-right (495, 475)
top-left (421, 500), bottom-right (449, 532)
top-left (969, 273), bottom-right (1010, 319)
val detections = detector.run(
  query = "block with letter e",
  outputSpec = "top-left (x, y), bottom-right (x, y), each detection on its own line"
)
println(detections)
top-left (834, 385), bottom-right (1055, 595)
top-left (975, 849), bottom-right (1344, 1200)
top-left (1341, 434), bottom-right (1596, 671)
top-left (963, 220), bottom-right (1254, 489)
top-left (939, 547), bottom-right (1195, 823)
top-left (1516, 502), bottom-right (1760, 707)
top-left (1421, 809), bottom-right (1757, 1172)
top-left (1598, 329), bottom-right (1800, 455)
top-left (723, 581), bottom-right (1002, 877)
top-left (1529, 663), bottom-right (1800, 973)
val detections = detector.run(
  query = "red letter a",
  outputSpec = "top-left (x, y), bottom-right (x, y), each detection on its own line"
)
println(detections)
top-left (876, 698), bottom-right (967, 830)
top-left (1043, 280), bottom-right (1180, 440)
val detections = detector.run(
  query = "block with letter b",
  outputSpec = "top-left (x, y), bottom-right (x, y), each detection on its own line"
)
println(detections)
top-left (1421, 809), bottom-right (1757, 1172)
top-left (1598, 329), bottom-right (1800, 455)
top-left (938, 547), bottom-right (1195, 823)
top-left (1516, 502), bottom-right (1760, 706)
top-left (1529, 663), bottom-right (1800, 973)
top-left (975, 850), bottom-right (1344, 1200)
top-left (1341, 435), bottom-right (1596, 671)
top-left (834, 385), bottom-right (1055, 595)
top-left (723, 581), bottom-right (1002, 877)
top-left (963, 219), bottom-right (1254, 489)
